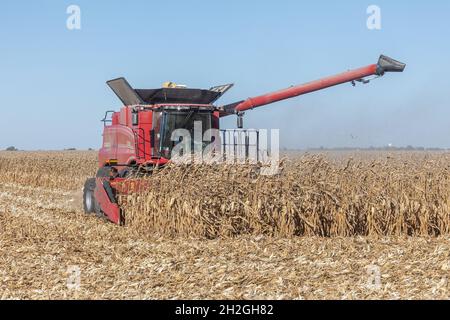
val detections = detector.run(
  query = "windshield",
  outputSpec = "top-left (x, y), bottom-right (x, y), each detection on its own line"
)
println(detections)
top-left (155, 110), bottom-right (212, 158)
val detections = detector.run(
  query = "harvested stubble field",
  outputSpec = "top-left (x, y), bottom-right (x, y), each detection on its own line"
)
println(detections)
top-left (1, 150), bottom-right (450, 299)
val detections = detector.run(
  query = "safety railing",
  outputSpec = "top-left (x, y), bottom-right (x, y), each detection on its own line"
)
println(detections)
top-left (220, 129), bottom-right (261, 163)
top-left (132, 128), bottom-right (149, 160)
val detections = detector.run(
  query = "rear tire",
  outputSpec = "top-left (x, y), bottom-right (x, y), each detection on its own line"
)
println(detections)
top-left (83, 178), bottom-right (96, 213)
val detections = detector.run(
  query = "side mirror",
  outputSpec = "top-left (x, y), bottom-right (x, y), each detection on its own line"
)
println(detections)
top-left (132, 111), bottom-right (139, 126)
top-left (237, 113), bottom-right (244, 129)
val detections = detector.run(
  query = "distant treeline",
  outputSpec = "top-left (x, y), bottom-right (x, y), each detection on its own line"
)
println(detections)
top-left (3, 147), bottom-right (96, 151)
top-left (304, 146), bottom-right (449, 151)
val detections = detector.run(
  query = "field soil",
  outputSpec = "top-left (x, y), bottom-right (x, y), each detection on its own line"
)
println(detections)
top-left (0, 151), bottom-right (449, 299)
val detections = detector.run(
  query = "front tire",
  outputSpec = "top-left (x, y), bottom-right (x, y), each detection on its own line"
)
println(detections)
top-left (83, 178), bottom-right (96, 213)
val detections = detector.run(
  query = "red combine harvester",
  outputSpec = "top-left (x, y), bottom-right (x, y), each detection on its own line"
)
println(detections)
top-left (83, 55), bottom-right (405, 224)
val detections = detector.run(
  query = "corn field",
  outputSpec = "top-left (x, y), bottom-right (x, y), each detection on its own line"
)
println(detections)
top-left (0, 151), bottom-right (97, 190)
top-left (121, 153), bottom-right (450, 238)
top-left (1, 150), bottom-right (450, 299)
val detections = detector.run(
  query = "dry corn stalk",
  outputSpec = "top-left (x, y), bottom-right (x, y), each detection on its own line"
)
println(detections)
top-left (120, 152), bottom-right (450, 238)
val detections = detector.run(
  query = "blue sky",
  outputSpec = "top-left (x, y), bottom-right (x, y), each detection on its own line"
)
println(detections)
top-left (1, 0), bottom-right (449, 150)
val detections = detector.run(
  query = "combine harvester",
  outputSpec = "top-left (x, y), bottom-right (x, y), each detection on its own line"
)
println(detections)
top-left (83, 55), bottom-right (405, 224)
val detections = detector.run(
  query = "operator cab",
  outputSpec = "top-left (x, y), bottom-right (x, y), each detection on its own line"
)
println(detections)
top-left (152, 105), bottom-right (216, 159)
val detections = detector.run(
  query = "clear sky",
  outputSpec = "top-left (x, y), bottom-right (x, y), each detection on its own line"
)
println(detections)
top-left (1, 0), bottom-right (449, 150)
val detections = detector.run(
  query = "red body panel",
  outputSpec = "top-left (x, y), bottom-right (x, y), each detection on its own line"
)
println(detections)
top-left (111, 178), bottom-right (150, 195)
